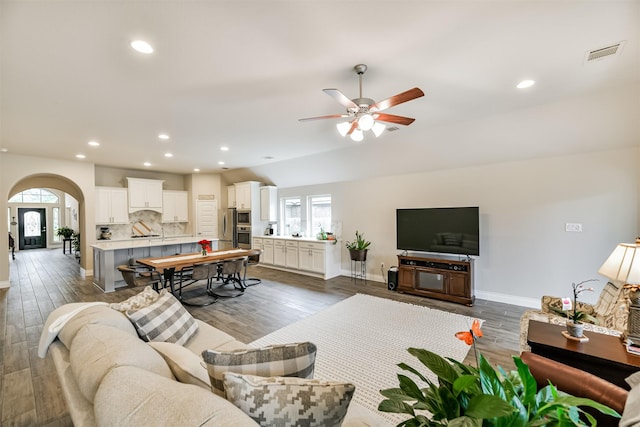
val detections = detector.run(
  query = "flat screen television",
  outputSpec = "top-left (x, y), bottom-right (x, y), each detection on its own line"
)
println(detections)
top-left (396, 207), bottom-right (480, 256)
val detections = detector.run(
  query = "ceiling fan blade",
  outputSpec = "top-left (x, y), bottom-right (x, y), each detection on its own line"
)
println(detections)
top-left (346, 121), bottom-right (358, 135)
top-left (298, 114), bottom-right (350, 122)
top-left (369, 87), bottom-right (424, 112)
top-left (323, 89), bottom-right (358, 109)
top-left (374, 113), bottom-right (416, 126)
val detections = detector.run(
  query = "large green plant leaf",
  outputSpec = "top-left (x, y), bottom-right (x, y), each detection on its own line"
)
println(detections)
top-left (399, 362), bottom-right (431, 384)
top-left (512, 357), bottom-right (537, 406)
top-left (453, 375), bottom-right (478, 396)
top-left (381, 387), bottom-right (414, 401)
top-left (399, 374), bottom-right (427, 401)
top-left (448, 416), bottom-right (483, 427)
top-left (465, 394), bottom-right (516, 419)
top-left (478, 354), bottom-right (507, 399)
top-left (378, 399), bottom-right (415, 415)
top-left (409, 348), bottom-right (459, 385)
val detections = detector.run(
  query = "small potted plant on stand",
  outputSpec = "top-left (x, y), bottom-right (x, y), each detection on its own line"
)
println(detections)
top-left (346, 230), bottom-right (371, 261)
top-left (56, 226), bottom-right (74, 240)
top-left (552, 279), bottom-right (598, 339)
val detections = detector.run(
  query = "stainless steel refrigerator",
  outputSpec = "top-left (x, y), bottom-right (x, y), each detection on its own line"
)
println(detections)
top-left (218, 208), bottom-right (237, 250)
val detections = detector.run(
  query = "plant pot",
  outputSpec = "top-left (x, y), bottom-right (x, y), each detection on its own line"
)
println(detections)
top-left (566, 321), bottom-right (585, 338)
top-left (349, 249), bottom-right (368, 262)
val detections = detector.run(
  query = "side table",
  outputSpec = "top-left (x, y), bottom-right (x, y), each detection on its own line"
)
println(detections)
top-left (62, 238), bottom-right (73, 254)
top-left (527, 320), bottom-right (640, 389)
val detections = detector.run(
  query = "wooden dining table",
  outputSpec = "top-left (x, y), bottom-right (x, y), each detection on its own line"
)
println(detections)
top-left (136, 248), bottom-right (260, 297)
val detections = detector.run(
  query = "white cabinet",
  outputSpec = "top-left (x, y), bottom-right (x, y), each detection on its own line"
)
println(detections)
top-left (298, 242), bottom-right (325, 273)
top-left (162, 191), bottom-right (188, 222)
top-left (258, 237), bottom-right (340, 280)
top-left (227, 185), bottom-right (236, 208)
top-left (127, 177), bottom-right (163, 213)
top-left (260, 186), bottom-right (278, 222)
top-left (285, 241), bottom-right (299, 269)
top-left (273, 240), bottom-right (286, 266)
top-left (95, 187), bottom-right (129, 224)
top-left (253, 237), bottom-right (274, 265)
top-left (233, 181), bottom-right (261, 210)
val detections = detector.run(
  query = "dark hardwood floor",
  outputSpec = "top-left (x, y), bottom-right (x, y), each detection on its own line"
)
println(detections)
top-left (1, 249), bottom-right (526, 426)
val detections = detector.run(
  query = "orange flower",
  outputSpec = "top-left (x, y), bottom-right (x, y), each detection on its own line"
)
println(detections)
top-left (455, 319), bottom-right (483, 345)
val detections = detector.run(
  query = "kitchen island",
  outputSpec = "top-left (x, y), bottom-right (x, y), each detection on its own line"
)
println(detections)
top-left (91, 236), bottom-right (219, 292)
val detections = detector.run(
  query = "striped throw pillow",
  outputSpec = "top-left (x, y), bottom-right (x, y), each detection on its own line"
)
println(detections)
top-left (202, 342), bottom-right (317, 396)
top-left (126, 292), bottom-right (198, 346)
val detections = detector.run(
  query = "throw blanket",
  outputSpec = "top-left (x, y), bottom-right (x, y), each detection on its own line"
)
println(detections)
top-left (38, 302), bottom-right (109, 358)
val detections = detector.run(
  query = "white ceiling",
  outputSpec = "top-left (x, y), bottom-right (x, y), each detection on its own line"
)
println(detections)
top-left (1, 1), bottom-right (639, 176)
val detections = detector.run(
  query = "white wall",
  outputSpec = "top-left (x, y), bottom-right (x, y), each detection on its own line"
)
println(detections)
top-left (277, 148), bottom-right (638, 307)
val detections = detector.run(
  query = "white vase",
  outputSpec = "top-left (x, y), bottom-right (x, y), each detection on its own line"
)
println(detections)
top-left (566, 321), bottom-right (585, 338)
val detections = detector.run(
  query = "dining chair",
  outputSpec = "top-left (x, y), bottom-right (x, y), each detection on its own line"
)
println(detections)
top-left (242, 249), bottom-right (262, 287)
top-left (176, 263), bottom-right (218, 306)
top-left (117, 265), bottom-right (163, 291)
top-left (209, 256), bottom-right (247, 298)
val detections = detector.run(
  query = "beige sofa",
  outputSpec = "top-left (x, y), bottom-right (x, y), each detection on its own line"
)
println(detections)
top-left (38, 301), bottom-right (260, 426)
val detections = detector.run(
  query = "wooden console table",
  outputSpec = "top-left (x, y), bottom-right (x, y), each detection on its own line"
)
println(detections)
top-left (397, 254), bottom-right (474, 306)
top-left (527, 320), bottom-right (640, 389)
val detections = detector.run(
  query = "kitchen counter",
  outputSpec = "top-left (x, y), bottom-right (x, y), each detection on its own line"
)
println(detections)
top-left (92, 236), bottom-right (219, 292)
top-left (258, 235), bottom-right (338, 244)
top-left (91, 236), bottom-right (214, 251)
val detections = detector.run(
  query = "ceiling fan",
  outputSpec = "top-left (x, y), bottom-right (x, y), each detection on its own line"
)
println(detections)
top-left (299, 64), bottom-right (424, 141)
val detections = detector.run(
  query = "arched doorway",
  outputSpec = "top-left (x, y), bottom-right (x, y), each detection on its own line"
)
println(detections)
top-left (5, 174), bottom-right (88, 276)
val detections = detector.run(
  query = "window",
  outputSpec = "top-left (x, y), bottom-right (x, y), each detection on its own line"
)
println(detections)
top-left (308, 195), bottom-right (331, 236)
top-left (281, 197), bottom-right (301, 236)
top-left (52, 207), bottom-right (60, 242)
top-left (9, 188), bottom-right (59, 204)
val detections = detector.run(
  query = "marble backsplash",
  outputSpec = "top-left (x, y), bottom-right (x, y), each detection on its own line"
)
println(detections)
top-left (96, 210), bottom-right (189, 241)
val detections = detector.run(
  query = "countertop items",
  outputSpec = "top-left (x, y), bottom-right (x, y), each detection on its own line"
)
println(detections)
top-left (91, 236), bottom-right (218, 251)
top-left (259, 235), bottom-right (337, 243)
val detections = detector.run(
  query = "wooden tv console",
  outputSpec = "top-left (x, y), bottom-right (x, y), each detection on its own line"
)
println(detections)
top-left (397, 254), bottom-right (475, 306)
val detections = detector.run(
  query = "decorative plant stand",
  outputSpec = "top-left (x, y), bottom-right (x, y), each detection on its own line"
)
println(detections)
top-left (351, 259), bottom-right (366, 283)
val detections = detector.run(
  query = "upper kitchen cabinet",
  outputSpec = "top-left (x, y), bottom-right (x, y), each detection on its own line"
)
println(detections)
top-left (227, 185), bottom-right (236, 208)
top-left (162, 191), bottom-right (188, 222)
top-left (96, 187), bottom-right (129, 224)
top-left (260, 186), bottom-right (277, 222)
top-left (127, 177), bottom-right (163, 213)
top-left (234, 181), bottom-right (261, 210)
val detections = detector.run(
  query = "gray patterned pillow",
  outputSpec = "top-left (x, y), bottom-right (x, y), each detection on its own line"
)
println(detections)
top-left (126, 292), bottom-right (198, 345)
top-left (110, 286), bottom-right (163, 312)
top-left (202, 342), bottom-right (316, 396)
top-left (223, 373), bottom-right (355, 426)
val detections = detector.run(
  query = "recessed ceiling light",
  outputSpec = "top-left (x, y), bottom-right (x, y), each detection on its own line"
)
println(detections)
top-left (131, 40), bottom-right (153, 54)
top-left (158, 134), bottom-right (170, 140)
top-left (220, 146), bottom-right (229, 151)
top-left (164, 153), bottom-right (173, 158)
top-left (0, 148), bottom-right (8, 153)
top-left (143, 162), bottom-right (151, 167)
top-left (218, 161), bottom-right (225, 165)
top-left (517, 79), bottom-right (535, 89)
top-left (88, 140), bottom-right (100, 147)
top-left (75, 154), bottom-right (86, 159)
top-left (193, 168), bottom-right (200, 172)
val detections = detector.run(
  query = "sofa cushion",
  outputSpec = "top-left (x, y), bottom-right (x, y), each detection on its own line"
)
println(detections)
top-left (110, 285), bottom-right (163, 312)
top-left (57, 304), bottom-right (137, 350)
top-left (94, 365), bottom-right (258, 427)
top-left (223, 373), bottom-right (355, 427)
top-left (202, 342), bottom-right (317, 396)
top-left (621, 371), bottom-right (640, 427)
top-left (184, 319), bottom-right (251, 355)
top-left (148, 341), bottom-right (210, 389)
top-left (70, 323), bottom-right (173, 402)
top-left (126, 291), bottom-right (199, 345)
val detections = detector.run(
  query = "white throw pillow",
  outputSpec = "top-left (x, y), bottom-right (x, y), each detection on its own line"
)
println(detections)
top-left (110, 286), bottom-right (164, 312)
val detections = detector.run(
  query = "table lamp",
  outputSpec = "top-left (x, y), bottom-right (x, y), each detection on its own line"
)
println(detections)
top-left (597, 240), bottom-right (640, 342)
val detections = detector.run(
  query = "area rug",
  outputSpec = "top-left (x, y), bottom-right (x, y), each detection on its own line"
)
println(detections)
top-left (250, 294), bottom-right (482, 426)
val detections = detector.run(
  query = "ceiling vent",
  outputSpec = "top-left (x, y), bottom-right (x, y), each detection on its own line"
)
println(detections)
top-left (584, 41), bottom-right (625, 63)
top-left (387, 126), bottom-right (400, 132)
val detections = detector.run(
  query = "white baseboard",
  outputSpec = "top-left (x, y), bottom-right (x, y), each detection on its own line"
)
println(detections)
top-left (0, 280), bottom-right (9, 289)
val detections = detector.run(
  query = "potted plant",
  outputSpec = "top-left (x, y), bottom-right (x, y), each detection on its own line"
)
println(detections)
top-left (346, 230), bottom-right (371, 261)
top-left (56, 226), bottom-right (75, 239)
top-left (379, 320), bottom-right (619, 426)
top-left (550, 280), bottom-right (598, 338)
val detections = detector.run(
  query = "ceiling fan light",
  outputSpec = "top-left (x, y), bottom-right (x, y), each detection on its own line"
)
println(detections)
top-left (358, 114), bottom-right (375, 131)
top-left (372, 122), bottom-right (386, 137)
top-left (351, 129), bottom-right (364, 142)
top-left (336, 121), bottom-right (351, 137)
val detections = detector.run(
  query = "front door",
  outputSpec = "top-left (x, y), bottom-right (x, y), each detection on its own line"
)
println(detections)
top-left (18, 208), bottom-right (47, 250)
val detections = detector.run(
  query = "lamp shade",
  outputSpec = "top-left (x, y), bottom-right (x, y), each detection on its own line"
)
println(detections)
top-left (598, 243), bottom-right (640, 285)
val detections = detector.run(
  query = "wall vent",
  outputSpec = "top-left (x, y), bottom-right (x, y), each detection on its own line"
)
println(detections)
top-left (584, 41), bottom-right (625, 63)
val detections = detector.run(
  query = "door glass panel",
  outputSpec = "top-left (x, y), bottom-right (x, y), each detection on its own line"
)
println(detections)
top-left (24, 211), bottom-right (41, 237)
